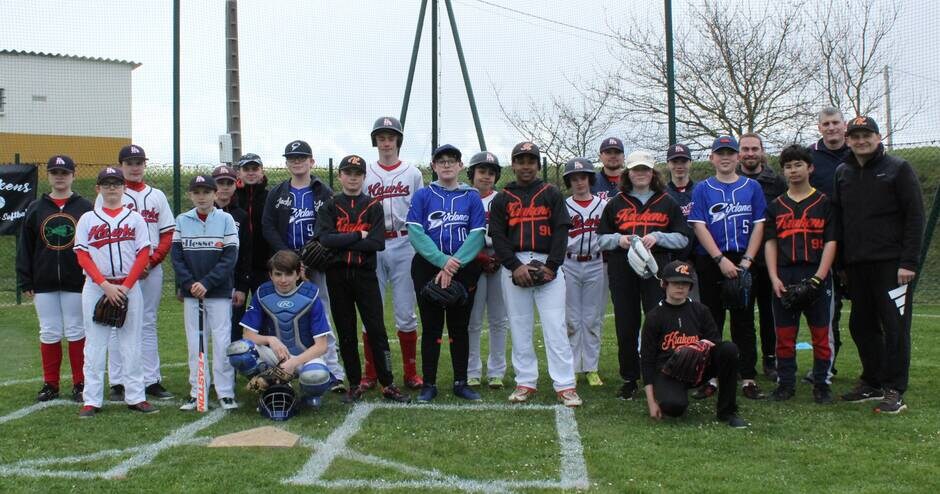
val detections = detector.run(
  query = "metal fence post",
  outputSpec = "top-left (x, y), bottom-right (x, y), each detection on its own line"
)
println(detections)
top-left (14, 153), bottom-right (21, 304)
top-left (328, 157), bottom-right (334, 190)
top-left (542, 157), bottom-right (548, 181)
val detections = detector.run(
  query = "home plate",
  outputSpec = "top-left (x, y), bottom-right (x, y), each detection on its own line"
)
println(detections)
top-left (209, 426), bottom-right (300, 448)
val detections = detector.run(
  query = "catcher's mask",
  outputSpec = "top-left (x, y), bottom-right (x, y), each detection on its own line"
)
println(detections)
top-left (258, 384), bottom-right (298, 421)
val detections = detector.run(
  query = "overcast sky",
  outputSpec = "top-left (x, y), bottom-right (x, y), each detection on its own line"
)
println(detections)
top-left (2, 0), bottom-right (937, 165)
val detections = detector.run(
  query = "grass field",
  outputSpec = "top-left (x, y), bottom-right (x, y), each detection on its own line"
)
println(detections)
top-left (1, 296), bottom-right (939, 493)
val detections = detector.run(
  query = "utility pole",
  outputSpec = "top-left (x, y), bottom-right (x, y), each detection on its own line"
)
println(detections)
top-left (883, 65), bottom-right (893, 149)
top-left (226, 0), bottom-right (242, 163)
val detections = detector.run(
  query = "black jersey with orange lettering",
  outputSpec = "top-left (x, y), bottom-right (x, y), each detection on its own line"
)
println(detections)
top-left (640, 300), bottom-right (721, 385)
top-left (314, 192), bottom-right (386, 270)
top-left (489, 179), bottom-right (571, 272)
top-left (763, 189), bottom-right (836, 266)
top-left (597, 191), bottom-right (691, 271)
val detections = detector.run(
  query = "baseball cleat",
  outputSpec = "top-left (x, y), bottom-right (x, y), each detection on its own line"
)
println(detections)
top-left (145, 382), bottom-right (175, 400)
top-left (771, 385), bottom-right (795, 402)
top-left (742, 382), bottom-right (766, 400)
top-left (585, 372), bottom-right (604, 387)
top-left (381, 384), bottom-right (411, 403)
top-left (109, 384), bottom-right (125, 402)
top-left (219, 397), bottom-right (239, 410)
top-left (78, 405), bottom-right (100, 418)
top-left (417, 384), bottom-right (438, 403)
top-left (724, 414), bottom-right (750, 429)
top-left (128, 401), bottom-right (159, 414)
top-left (453, 382), bottom-right (481, 401)
top-left (359, 377), bottom-right (377, 391)
top-left (842, 381), bottom-right (884, 402)
top-left (557, 388), bottom-right (583, 408)
top-left (487, 377), bottom-right (504, 389)
top-left (37, 383), bottom-right (60, 402)
top-left (71, 383), bottom-right (84, 403)
top-left (616, 381), bottom-right (638, 401)
top-left (692, 383), bottom-right (717, 400)
top-left (873, 389), bottom-right (907, 414)
top-left (466, 377), bottom-right (481, 387)
top-left (404, 375), bottom-right (424, 390)
top-left (341, 385), bottom-right (366, 404)
top-left (508, 386), bottom-right (537, 403)
top-left (330, 380), bottom-right (348, 394)
top-left (813, 384), bottom-right (834, 405)
top-left (179, 397), bottom-right (198, 411)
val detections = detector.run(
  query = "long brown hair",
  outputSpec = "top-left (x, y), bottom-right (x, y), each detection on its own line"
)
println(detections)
top-left (620, 167), bottom-right (665, 194)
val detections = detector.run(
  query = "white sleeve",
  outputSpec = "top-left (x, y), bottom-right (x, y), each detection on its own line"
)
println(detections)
top-left (134, 214), bottom-right (151, 254)
top-left (156, 190), bottom-right (175, 233)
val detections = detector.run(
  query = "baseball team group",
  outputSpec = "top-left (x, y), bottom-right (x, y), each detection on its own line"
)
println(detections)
top-left (16, 108), bottom-right (924, 428)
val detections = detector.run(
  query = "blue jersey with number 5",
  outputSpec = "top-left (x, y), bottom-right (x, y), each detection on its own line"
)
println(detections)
top-left (688, 176), bottom-right (766, 255)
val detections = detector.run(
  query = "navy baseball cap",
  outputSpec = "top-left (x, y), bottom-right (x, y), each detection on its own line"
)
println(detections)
top-left (846, 115), bottom-right (880, 135)
top-left (188, 174), bottom-right (218, 191)
top-left (212, 165), bottom-right (238, 182)
top-left (711, 135), bottom-right (739, 153)
top-left (283, 140), bottom-right (313, 157)
top-left (432, 144), bottom-right (462, 162)
top-left (666, 144), bottom-right (692, 161)
top-left (97, 167), bottom-right (125, 184)
top-left (237, 153), bottom-right (263, 167)
top-left (511, 141), bottom-right (540, 160)
top-left (661, 260), bottom-right (695, 284)
top-left (338, 154), bottom-right (367, 173)
top-left (599, 137), bottom-right (624, 153)
top-left (118, 144), bottom-right (147, 162)
top-left (47, 155), bottom-right (75, 172)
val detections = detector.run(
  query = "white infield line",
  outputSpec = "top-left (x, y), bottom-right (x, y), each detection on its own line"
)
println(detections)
top-left (0, 399), bottom-right (72, 424)
top-left (285, 402), bottom-right (589, 492)
top-left (0, 362), bottom-right (188, 388)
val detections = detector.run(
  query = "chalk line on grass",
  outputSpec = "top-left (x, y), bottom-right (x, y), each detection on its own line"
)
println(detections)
top-left (0, 362), bottom-right (188, 388)
top-left (0, 399), bottom-right (72, 424)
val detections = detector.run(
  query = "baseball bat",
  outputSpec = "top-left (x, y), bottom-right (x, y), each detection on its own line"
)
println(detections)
top-left (196, 299), bottom-right (207, 412)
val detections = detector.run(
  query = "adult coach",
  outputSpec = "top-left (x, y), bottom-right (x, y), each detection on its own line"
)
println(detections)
top-left (833, 116), bottom-right (924, 414)
top-left (592, 137), bottom-right (625, 200)
top-left (17, 155), bottom-right (93, 403)
top-left (362, 116), bottom-right (424, 390)
top-left (100, 144), bottom-right (175, 402)
top-left (235, 153), bottom-right (272, 292)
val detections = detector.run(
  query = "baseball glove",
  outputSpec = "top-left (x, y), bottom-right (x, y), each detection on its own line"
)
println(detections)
top-left (247, 364), bottom-right (295, 393)
top-left (627, 235), bottom-right (659, 279)
top-left (421, 279), bottom-right (469, 308)
top-left (513, 259), bottom-right (550, 287)
top-left (721, 269), bottom-right (752, 310)
top-left (299, 239), bottom-right (336, 272)
top-left (781, 276), bottom-right (823, 312)
top-left (478, 254), bottom-right (500, 274)
top-left (92, 295), bottom-right (127, 328)
top-left (662, 339), bottom-right (715, 384)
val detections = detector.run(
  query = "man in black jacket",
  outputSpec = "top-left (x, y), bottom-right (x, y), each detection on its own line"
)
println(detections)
top-left (833, 116), bottom-right (924, 414)
top-left (235, 153), bottom-right (272, 291)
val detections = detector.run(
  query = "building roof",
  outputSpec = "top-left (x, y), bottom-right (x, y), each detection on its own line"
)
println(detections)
top-left (0, 49), bottom-right (140, 68)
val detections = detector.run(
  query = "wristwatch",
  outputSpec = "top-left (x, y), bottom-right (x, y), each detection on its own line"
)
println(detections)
top-left (712, 254), bottom-right (724, 264)
top-left (741, 255), bottom-right (754, 263)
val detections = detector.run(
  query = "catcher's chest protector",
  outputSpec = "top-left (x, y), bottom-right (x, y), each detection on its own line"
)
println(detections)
top-left (256, 283), bottom-right (318, 355)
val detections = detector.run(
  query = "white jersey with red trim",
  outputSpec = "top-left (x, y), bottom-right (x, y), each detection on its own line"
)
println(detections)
top-left (480, 190), bottom-right (497, 248)
top-left (364, 161), bottom-right (424, 233)
top-left (74, 207), bottom-right (151, 278)
top-left (565, 195), bottom-right (606, 258)
top-left (95, 184), bottom-right (174, 248)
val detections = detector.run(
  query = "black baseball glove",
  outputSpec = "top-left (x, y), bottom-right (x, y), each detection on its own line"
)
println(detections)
top-left (247, 364), bottom-right (295, 393)
top-left (420, 279), bottom-right (469, 308)
top-left (299, 239), bottom-right (336, 272)
top-left (514, 259), bottom-right (549, 287)
top-left (781, 276), bottom-right (823, 312)
top-left (721, 269), bottom-right (752, 310)
top-left (661, 340), bottom-right (715, 385)
top-left (93, 295), bottom-right (127, 328)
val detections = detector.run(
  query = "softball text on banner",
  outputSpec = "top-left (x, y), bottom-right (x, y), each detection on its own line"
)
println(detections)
top-left (0, 164), bottom-right (38, 235)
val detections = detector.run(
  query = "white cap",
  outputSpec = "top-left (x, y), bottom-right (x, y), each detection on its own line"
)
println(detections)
top-left (625, 150), bottom-right (656, 169)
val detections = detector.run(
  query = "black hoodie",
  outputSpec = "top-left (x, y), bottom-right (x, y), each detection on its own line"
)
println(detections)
top-left (235, 176), bottom-right (271, 271)
top-left (16, 193), bottom-right (93, 293)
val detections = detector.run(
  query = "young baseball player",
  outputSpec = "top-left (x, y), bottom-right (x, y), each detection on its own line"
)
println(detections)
top-left (212, 165), bottom-right (252, 343)
top-left (664, 144), bottom-right (700, 301)
top-left (406, 144), bottom-right (486, 402)
top-left (561, 157), bottom-right (608, 387)
top-left (597, 151), bottom-right (690, 400)
top-left (641, 261), bottom-right (748, 428)
top-left (228, 250), bottom-right (337, 409)
top-left (688, 135), bottom-right (768, 400)
top-left (234, 153), bottom-right (272, 291)
top-left (361, 116), bottom-right (424, 390)
top-left (466, 151), bottom-right (509, 389)
top-left (98, 144), bottom-right (175, 402)
top-left (74, 167), bottom-right (156, 417)
top-left (315, 155), bottom-right (410, 403)
top-left (592, 137), bottom-right (625, 200)
top-left (17, 155), bottom-right (93, 403)
top-left (763, 145), bottom-right (837, 404)
top-left (171, 175), bottom-right (240, 410)
top-left (489, 142), bottom-right (581, 407)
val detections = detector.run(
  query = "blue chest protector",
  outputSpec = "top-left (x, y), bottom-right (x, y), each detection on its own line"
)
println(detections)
top-left (255, 283), bottom-right (319, 356)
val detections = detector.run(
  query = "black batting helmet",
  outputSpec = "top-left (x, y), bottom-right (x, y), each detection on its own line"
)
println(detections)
top-left (562, 157), bottom-right (596, 188)
top-left (258, 384), bottom-right (298, 421)
top-left (467, 151), bottom-right (501, 183)
top-left (371, 116), bottom-right (404, 148)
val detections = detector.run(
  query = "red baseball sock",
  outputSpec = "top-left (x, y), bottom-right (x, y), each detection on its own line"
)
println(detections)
top-left (40, 342), bottom-right (62, 388)
top-left (362, 332), bottom-right (377, 382)
top-left (68, 338), bottom-right (85, 385)
top-left (398, 330), bottom-right (419, 379)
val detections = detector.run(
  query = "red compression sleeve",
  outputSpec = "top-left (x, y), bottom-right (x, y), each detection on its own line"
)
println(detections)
top-left (150, 230), bottom-right (174, 267)
top-left (75, 250), bottom-right (106, 285)
top-left (123, 248), bottom-right (151, 288)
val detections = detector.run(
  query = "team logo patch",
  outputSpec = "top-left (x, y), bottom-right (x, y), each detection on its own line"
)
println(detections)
top-left (521, 142), bottom-right (533, 151)
top-left (291, 142), bottom-right (301, 151)
top-left (708, 202), bottom-right (752, 223)
top-left (277, 300), bottom-right (294, 309)
top-left (40, 212), bottom-right (78, 251)
top-left (608, 138), bottom-right (617, 145)
top-left (383, 118), bottom-right (393, 126)
top-left (675, 264), bottom-right (690, 275)
top-left (428, 211), bottom-right (470, 230)
top-left (661, 331), bottom-right (699, 351)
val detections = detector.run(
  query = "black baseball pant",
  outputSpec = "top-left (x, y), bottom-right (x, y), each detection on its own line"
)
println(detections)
top-left (608, 262), bottom-right (664, 384)
top-left (770, 263), bottom-right (834, 387)
top-left (653, 341), bottom-right (739, 420)
top-left (750, 262), bottom-right (776, 369)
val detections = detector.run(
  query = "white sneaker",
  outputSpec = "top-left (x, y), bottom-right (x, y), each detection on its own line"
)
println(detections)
top-left (179, 397), bottom-right (197, 411)
top-left (219, 397), bottom-right (239, 410)
top-left (508, 386), bottom-right (537, 403)
top-left (557, 388), bottom-right (582, 407)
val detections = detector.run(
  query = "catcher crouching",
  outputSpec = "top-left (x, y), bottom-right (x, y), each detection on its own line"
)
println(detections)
top-left (640, 261), bottom-right (748, 428)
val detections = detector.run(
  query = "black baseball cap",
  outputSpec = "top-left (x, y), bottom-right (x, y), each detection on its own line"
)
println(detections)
top-left (338, 154), bottom-right (367, 173)
top-left (47, 155), bottom-right (75, 172)
top-left (666, 144), bottom-right (692, 161)
top-left (283, 140), bottom-right (313, 158)
top-left (432, 144), bottom-right (462, 162)
top-left (599, 137), bottom-right (624, 153)
top-left (511, 141), bottom-right (540, 160)
top-left (661, 260), bottom-right (695, 284)
top-left (237, 153), bottom-right (263, 167)
top-left (97, 167), bottom-right (125, 184)
top-left (118, 144), bottom-right (147, 162)
top-left (188, 174), bottom-right (218, 191)
top-left (846, 115), bottom-right (880, 135)
top-left (212, 165), bottom-right (238, 182)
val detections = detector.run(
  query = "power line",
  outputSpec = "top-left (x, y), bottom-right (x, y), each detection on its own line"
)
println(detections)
top-left (469, 0), bottom-right (617, 40)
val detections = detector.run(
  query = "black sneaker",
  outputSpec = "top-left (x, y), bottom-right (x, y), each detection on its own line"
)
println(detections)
top-left (841, 381), bottom-right (884, 402)
top-left (109, 384), bottom-right (125, 402)
top-left (724, 414), bottom-right (750, 429)
top-left (71, 383), bottom-right (84, 403)
top-left (341, 385), bottom-right (366, 404)
top-left (37, 383), bottom-right (60, 402)
top-left (873, 389), bottom-right (907, 414)
top-left (763, 361), bottom-right (778, 382)
top-left (79, 405), bottom-right (100, 418)
top-left (813, 384), bottom-right (834, 405)
top-left (128, 401), bottom-right (159, 414)
top-left (742, 382), bottom-right (766, 400)
top-left (692, 383), bottom-right (717, 400)
top-left (771, 385), bottom-right (795, 401)
top-left (381, 384), bottom-right (411, 403)
top-left (801, 370), bottom-right (815, 385)
top-left (145, 382), bottom-right (175, 400)
top-left (616, 381), bottom-right (638, 401)
top-left (330, 380), bottom-right (348, 394)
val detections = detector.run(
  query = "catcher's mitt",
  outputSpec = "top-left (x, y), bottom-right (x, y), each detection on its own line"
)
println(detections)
top-left (514, 259), bottom-right (549, 287)
top-left (721, 269), bottom-right (752, 310)
top-left (627, 235), bottom-right (659, 279)
top-left (93, 295), bottom-right (127, 328)
top-left (781, 276), bottom-right (823, 312)
top-left (421, 279), bottom-right (469, 308)
top-left (299, 239), bottom-right (336, 272)
top-left (247, 364), bottom-right (295, 393)
top-left (662, 339), bottom-right (715, 384)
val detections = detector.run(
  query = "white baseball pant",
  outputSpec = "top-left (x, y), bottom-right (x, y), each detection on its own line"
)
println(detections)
top-left (467, 269), bottom-right (509, 380)
top-left (82, 281), bottom-right (145, 407)
top-left (369, 236), bottom-right (418, 333)
top-left (563, 258), bottom-right (606, 373)
top-left (108, 263), bottom-right (164, 386)
top-left (35, 292), bottom-right (85, 343)
top-left (309, 269), bottom-right (345, 383)
top-left (183, 297), bottom-right (235, 400)
top-left (500, 252), bottom-right (576, 392)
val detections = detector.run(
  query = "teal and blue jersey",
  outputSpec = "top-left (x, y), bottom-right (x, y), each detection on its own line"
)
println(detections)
top-left (407, 182), bottom-right (486, 256)
top-left (688, 176), bottom-right (766, 255)
top-left (240, 280), bottom-right (331, 356)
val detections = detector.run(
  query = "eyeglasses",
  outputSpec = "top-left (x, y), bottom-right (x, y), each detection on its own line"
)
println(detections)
top-left (434, 159), bottom-right (460, 167)
top-left (286, 157), bottom-right (310, 164)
